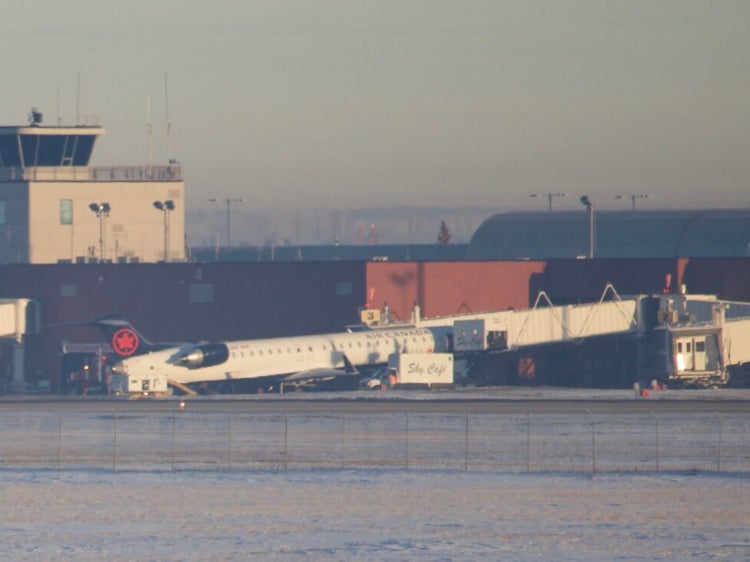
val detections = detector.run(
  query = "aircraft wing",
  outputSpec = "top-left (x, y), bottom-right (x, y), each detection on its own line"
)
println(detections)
top-left (279, 354), bottom-right (359, 383)
top-left (280, 369), bottom-right (347, 383)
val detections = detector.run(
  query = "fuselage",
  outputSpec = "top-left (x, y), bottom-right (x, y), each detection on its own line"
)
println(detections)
top-left (113, 327), bottom-right (440, 385)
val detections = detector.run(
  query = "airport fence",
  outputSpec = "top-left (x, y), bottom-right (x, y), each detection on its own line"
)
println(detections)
top-left (1, 411), bottom-right (749, 474)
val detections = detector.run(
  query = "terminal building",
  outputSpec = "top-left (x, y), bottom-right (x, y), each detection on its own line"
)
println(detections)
top-left (2, 112), bottom-right (750, 393)
top-left (0, 110), bottom-right (185, 264)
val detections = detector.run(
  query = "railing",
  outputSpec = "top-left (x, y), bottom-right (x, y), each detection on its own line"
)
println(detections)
top-left (90, 165), bottom-right (182, 181)
top-left (0, 164), bottom-right (182, 182)
top-left (1, 411), bottom-right (748, 473)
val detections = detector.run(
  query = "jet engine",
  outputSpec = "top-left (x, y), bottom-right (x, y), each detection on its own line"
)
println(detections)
top-left (174, 343), bottom-right (230, 369)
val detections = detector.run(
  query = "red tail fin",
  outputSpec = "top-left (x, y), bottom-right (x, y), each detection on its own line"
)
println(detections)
top-left (89, 314), bottom-right (168, 358)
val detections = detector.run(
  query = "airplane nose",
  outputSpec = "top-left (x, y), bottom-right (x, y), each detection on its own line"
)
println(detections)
top-left (111, 361), bottom-right (127, 375)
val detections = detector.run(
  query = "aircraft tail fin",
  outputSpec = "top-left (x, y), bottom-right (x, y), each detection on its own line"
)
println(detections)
top-left (89, 314), bottom-right (167, 358)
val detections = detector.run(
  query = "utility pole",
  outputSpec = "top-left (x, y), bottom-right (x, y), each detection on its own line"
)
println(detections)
top-left (89, 202), bottom-right (111, 261)
top-left (615, 194), bottom-right (653, 211)
top-left (209, 198), bottom-right (246, 246)
top-left (580, 196), bottom-right (594, 258)
top-left (530, 193), bottom-right (569, 212)
top-left (153, 200), bottom-right (175, 262)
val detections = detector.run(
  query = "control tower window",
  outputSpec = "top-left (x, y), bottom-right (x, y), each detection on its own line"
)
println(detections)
top-left (0, 136), bottom-right (21, 166)
top-left (16, 134), bottom-right (97, 167)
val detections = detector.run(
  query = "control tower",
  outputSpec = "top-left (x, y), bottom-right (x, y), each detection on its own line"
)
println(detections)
top-left (0, 109), bottom-right (185, 263)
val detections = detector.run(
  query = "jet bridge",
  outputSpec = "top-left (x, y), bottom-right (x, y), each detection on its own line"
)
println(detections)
top-left (652, 293), bottom-right (750, 386)
top-left (421, 284), bottom-right (642, 354)
top-left (413, 287), bottom-right (750, 388)
top-left (0, 299), bottom-right (40, 393)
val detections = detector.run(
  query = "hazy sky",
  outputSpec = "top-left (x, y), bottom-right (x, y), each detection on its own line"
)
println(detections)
top-left (2, 1), bottom-right (748, 213)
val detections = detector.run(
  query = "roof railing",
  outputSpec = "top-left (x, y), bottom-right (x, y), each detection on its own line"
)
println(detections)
top-left (0, 164), bottom-right (182, 182)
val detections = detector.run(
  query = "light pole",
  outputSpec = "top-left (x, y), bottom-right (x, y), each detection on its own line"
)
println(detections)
top-left (530, 193), bottom-right (569, 212)
top-left (580, 195), bottom-right (594, 259)
top-left (88, 202), bottom-right (111, 261)
top-left (153, 200), bottom-right (175, 262)
top-left (615, 193), bottom-right (653, 211)
top-left (209, 198), bottom-right (246, 247)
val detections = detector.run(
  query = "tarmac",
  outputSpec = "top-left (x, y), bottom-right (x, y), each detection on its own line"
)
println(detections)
top-left (0, 386), bottom-right (748, 414)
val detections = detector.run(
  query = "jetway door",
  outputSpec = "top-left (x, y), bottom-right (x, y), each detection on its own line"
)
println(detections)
top-left (674, 335), bottom-right (716, 372)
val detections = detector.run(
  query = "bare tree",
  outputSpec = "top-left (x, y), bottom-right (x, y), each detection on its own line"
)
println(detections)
top-left (437, 220), bottom-right (452, 244)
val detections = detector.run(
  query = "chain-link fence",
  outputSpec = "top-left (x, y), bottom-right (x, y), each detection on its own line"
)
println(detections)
top-left (2, 411), bottom-right (749, 473)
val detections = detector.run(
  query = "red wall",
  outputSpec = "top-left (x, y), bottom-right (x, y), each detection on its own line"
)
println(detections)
top-left (681, 258), bottom-right (750, 301)
top-left (365, 259), bottom-right (691, 321)
top-left (420, 262), bottom-right (547, 316)
top-left (4, 257), bottom-right (750, 391)
top-left (538, 259), bottom-right (688, 303)
top-left (363, 262), bottom-right (420, 322)
top-left (365, 261), bottom-right (547, 321)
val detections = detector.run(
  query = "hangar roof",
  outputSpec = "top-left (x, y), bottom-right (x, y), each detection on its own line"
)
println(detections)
top-left (466, 210), bottom-right (750, 259)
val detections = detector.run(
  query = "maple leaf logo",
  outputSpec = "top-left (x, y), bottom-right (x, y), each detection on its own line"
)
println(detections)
top-left (112, 328), bottom-right (140, 356)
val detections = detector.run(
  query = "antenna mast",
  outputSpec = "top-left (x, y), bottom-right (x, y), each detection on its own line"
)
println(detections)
top-left (76, 72), bottom-right (81, 125)
top-left (165, 72), bottom-right (171, 163)
top-left (146, 93), bottom-right (153, 172)
top-left (56, 82), bottom-right (61, 125)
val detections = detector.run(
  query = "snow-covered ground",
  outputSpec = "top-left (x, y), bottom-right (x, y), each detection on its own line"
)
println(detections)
top-left (2, 389), bottom-right (750, 560)
top-left (1, 469), bottom-right (749, 561)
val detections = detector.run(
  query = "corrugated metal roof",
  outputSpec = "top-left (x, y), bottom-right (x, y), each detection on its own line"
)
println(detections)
top-left (466, 210), bottom-right (750, 259)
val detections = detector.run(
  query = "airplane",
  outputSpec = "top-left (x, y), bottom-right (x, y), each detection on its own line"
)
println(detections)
top-left (90, 314), bottom-right (442, 393)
